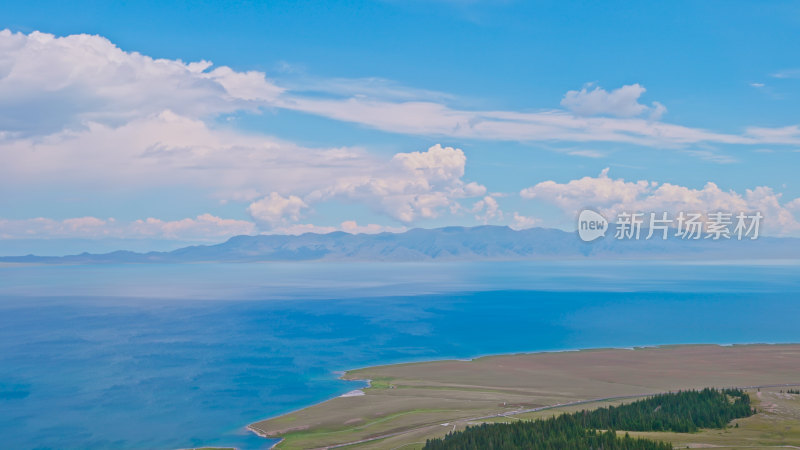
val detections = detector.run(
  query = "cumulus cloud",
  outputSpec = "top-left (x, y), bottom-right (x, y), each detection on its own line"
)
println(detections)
top-left (0, 214), bottom-right (256, 241)
top-left (0, 110), bottom-right (377, 200)
top-left (0, 30), bottom-right (281, 135)
top-left (521, 169), bottom-right (800, 235)
top-left (510, 212), bottom-right (539, 230)
top-left (0, 31), bottom-right (492, 230)
top-left (247, 192), bottom-right (308, 227)
top-left (392, 143), bottom-right (467, 182)
top-left (4, 29), bottom-right (800, 242)
top-left (0, 110), bottom-right (483, 228)
top-left (471, 195), bottom-right (503, 223)
top-left (561, 84), bottom-right (666, 119)
top-left (521, 167), bottom-right (651, 212)
top-left (306, 144), bottom-right (486, 223)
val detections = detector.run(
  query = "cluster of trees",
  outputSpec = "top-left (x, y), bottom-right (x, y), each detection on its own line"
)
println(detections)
top-left (576, 388), bottom-right (753, 433)
top-left (423, 414), bottom-right (672, 450)
top-left (785, 389), bottom-right (800, 395)
top-left (424, 388), bottom-right (754, 449)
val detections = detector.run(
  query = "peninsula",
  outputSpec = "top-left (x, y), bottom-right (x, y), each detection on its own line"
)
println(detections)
top-left (250, 344), bottom-right (800, 449)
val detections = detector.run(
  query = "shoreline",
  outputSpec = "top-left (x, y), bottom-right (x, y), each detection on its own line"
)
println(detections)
top-left (331, 340), bottom-right (798, 378)
top-left (246, 342), bottom-right (800, 447)
top-left (244, 377), bottom-right (373, 447)
top-left (244, 424), bottom-right (279, 449)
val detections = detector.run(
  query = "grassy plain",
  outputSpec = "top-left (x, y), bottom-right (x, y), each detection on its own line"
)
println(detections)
top-left (249, 344), bottom-right (800, 449)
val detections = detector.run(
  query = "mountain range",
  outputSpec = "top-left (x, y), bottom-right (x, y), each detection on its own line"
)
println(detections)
top-left (2, 225), bottom-right (799, 264)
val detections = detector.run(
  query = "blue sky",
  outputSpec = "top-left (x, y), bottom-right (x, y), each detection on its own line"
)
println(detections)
top-left (2, 0), bottom-right (800, 253)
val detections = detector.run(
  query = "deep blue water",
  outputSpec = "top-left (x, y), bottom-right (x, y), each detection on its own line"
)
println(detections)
top-left (1, 261), bottom-right (799, 449)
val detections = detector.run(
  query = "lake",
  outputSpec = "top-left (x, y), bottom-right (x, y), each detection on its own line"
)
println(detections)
top-left (1, 261), bottom-right (799, 449)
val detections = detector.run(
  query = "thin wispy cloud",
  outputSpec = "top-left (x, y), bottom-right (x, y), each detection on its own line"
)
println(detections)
top-left (771, 68), bottom-right (800, 79)
top-left (4, 30), bottom-right (799, 148)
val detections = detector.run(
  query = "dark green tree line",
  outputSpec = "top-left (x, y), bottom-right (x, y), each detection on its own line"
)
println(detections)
top-left (424, 388), bottom-right (754, 449)
top-left (424, 414), bottom-right (671, 450)
top-left (576, 388), bottom-right (753, 433)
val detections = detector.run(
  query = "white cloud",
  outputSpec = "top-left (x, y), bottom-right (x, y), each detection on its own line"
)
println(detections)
top-left (771, 68), bottom-right (800, 79)
top-left (510, 212), bottom-right (539, 230)
top-left (561, 83), bottom-right (666, 119)
top-left (0, 110), bottom-right (377, 200)
top-left (649, 102), bottom-right (667, 121)
top-left (0, 109), bottom-right (483, 228)
top-left (684, 149), bottom-right (738, 164)
top-left (521, 167), bottom-right (650, 212)
top-left (566, 149), bottom-right (606, 158)
top-left (471, 195), bottom-right (503, 223)
top-left (744, 125), bottom-right (800, 145)
top-left (0, 31), bottom-right (492, 229)
top-left (462, 182), bottom-right (488, 197)
top-left (279, 94), bottom-right (778, 147)
top-left (0, 30), bottom-right (281, 135)
top-left (786, 198), bottom-right (800, 212)
top-left (3, 29), bottom-right (800, 150)
top-left (284, 75), bottom-right (454, 102)
top-left (306, 144), bottom-right (486, 223)
top-left (247, 192), bottom-right (308, 226)
top-left (392, 143), bottom-right (466, 182)
top-left (521, 169), bottom-right (800, 235)
top-left (4, 29), bottom-right (800, 241)
top-left (0, 214), bottom-right (256, 241)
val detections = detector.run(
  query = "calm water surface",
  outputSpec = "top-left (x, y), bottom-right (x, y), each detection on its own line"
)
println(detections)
top-left (1, 261), bottom-right (799, 449)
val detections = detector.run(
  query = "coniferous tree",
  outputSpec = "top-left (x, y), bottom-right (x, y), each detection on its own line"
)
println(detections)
top-left (424, 389), bottom-right (754, 450)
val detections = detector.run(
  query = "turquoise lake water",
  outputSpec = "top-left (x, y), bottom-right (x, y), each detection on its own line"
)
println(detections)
top-left (1, 261), bottom-right (799, 449)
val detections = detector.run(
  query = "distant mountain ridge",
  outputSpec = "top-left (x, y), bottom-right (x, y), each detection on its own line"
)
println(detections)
top-left (2, 225), bottom-right (799, 264)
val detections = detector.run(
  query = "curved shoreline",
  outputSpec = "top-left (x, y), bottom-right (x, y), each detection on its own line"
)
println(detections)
top-left (247, 343), bottom-right (800, 448)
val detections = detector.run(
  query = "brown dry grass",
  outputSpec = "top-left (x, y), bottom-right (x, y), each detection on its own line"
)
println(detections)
top-left (250, 344), bottom-right (800, 449)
